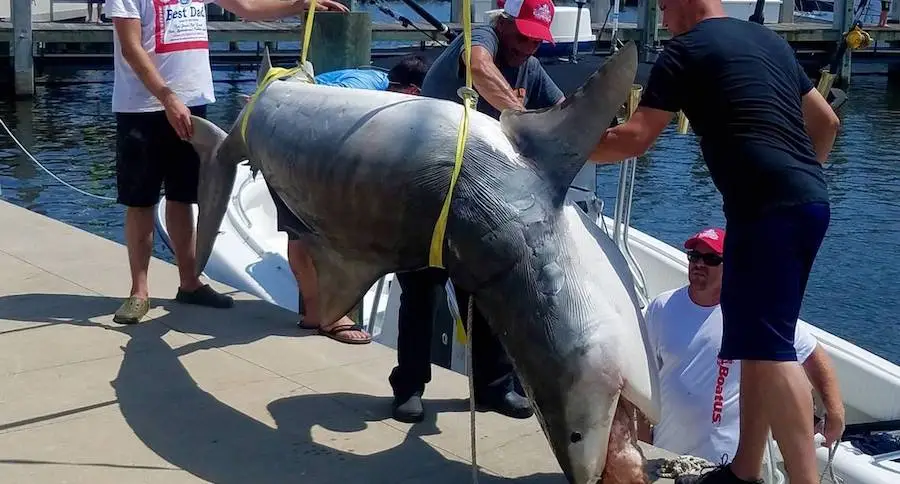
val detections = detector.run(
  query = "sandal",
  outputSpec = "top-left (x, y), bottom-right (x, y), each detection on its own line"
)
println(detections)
top-left (318, 322), bottom-right (372, 345)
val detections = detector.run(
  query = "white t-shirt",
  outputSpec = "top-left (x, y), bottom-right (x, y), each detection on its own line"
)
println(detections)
top-left (644, 286), bottom-right (818, 463)
top-left (108, 0), bottom-right (216, 113)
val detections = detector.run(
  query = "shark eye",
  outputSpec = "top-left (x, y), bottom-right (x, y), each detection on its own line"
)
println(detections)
top-left (570, 431), bottom-right (583, 443)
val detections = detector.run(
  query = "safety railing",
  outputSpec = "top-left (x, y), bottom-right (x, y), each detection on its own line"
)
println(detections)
top-left (610, 84), bottom-right (651, 308)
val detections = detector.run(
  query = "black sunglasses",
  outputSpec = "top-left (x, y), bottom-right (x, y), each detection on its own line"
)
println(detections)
top-left (687, 250), bottom-right (723, 266)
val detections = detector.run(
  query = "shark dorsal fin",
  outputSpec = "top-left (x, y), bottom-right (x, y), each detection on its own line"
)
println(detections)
top-left (499, 42), bottom-right (638, 199)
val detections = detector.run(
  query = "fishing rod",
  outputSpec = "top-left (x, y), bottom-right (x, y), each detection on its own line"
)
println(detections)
top-left (364, 0), bottom-right (456, 44)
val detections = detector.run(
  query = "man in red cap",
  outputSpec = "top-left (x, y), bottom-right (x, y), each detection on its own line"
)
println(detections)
top-left (387, 0), bottom-right (565, 424)
top-left (634, 228), bottom-right (843, 471)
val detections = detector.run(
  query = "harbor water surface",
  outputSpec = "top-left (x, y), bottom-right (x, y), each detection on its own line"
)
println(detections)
top-left (1, 1), bottom-right (898, 365)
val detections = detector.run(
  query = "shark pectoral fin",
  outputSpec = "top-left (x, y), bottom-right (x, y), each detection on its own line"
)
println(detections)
top-left (499, 42), bottom-right (638, 196)
top-left (303, 240), bottom-right (389, 327)
top-left (564, 202), bottom-right (662, 425)
top-left (189, 116), bottom-right (248, 277)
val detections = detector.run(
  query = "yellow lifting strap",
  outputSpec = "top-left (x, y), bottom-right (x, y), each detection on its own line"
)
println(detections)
top-left (239, 0), bottom-right (319, 141)
top-left (428, 0), bottom-right (477, 269)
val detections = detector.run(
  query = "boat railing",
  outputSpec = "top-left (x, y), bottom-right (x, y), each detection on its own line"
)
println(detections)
top-left (611, 155), bottom-right (651, 308)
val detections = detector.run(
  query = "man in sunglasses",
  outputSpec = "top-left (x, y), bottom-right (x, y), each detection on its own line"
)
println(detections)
top-left (636, 228), bottom-right (843, 470)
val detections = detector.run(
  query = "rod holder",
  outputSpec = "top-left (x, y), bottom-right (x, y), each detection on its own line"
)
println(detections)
top-left (626, 84), bottom-right (643, 120)
top-left (676, 111), bottom-right (690, 134)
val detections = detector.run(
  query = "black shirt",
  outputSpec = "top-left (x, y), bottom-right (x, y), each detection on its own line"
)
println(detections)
top-left (640, 17), bottom-right (829, 222)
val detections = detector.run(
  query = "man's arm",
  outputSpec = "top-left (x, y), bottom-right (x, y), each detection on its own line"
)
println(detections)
top-left (468, 45), bottom-right (526, 111)
top-left (800, 87), bottom-right (840, 165)
top-left (588, 107), bottom-right (674, 164)
top-left (215, 0), bottom-right (348, 21)
top-left (588, 44), bottom-right (686, 164)
top-left (113, 17), bottom-right (193, 138)
top-left (802, 344), bottom-right (845, 445)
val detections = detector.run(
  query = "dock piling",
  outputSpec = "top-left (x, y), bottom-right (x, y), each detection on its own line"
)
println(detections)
top-left (305, 12), bottom-right (372, 73)
top-left (12, 0), bottom-right (34, 98)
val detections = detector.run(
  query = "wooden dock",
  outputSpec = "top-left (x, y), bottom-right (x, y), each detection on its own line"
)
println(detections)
top-left (0, 198), bottom-right (681, 483)
top-left (3, 19), bottom-right (900, 44)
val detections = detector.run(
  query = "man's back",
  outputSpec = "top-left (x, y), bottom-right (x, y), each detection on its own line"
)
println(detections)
top-left (315, 68), bottom-right (389, 91)
top-left (642, 17), bottom-right (828, 221)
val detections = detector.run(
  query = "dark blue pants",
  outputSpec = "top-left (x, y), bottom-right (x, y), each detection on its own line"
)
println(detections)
top-left (719, 202), bottom-right (830, 362)
top-left (388, 267), bottom-right (518, 400)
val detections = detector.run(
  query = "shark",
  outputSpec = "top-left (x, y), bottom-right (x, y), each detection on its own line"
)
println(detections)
top-left (187, 42), bottom-right (662, 483)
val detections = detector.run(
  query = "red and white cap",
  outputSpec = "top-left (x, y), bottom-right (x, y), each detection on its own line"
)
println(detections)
top-left (684, 228), bottom-right (725, 255)
top-left (497, 0), bottom-right (556, 44)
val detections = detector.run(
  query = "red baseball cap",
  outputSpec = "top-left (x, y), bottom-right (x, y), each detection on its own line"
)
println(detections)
top-left (497, 0), bottom-right (556, 44)
top-left (684, 228), bottom-right (725, 255)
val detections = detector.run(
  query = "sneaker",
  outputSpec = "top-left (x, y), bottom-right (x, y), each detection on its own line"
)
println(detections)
top-left (675, 464), bottom-right (763, 484)
top-left (175, 284), bottom-right (234, 309)
top-left (113, 296), bottom-right (150, 325)
top-left (392, 392), bottom-right (424, 423)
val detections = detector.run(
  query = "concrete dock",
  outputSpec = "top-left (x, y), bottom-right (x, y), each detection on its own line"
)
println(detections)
top-left (0, 199), bottom-right (678, 483)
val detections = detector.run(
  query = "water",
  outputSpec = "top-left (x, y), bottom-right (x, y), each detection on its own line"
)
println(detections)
top-left (1, 2), bottom-right (899, 366)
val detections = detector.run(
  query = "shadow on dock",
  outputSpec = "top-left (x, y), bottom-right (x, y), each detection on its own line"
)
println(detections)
top-left (0, 293), bottom-right (562, 483)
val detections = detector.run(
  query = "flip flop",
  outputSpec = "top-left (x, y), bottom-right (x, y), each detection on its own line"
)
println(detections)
top-left (318, 322), bottom-right (372, 345)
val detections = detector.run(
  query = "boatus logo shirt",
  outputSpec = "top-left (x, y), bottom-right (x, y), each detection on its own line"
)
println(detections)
top-left (643, 286), bottom-right (818, 462)
top-left (108, 0), bottom-right (216, 113)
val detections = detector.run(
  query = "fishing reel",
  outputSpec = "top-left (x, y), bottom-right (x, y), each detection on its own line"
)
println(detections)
top-left (845, 23), bottom-right (872, 51)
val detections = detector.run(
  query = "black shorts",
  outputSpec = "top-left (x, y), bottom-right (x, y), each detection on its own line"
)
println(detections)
top-left (266, 183), bottom-right (311, 241)
top-left (719, 202), bottom-right (830, 362)
top-left (115, 105), bottom-right (207, 208)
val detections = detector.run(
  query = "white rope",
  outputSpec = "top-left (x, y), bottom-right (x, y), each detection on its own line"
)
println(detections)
top-left (0, 117), bottom-right (116, 202)
top-left (820, 439), bottom-right (842, 484)
top-left (654, 455), bottom-right (716, 479)
top-left (466, 294), bottom-right (478, 483)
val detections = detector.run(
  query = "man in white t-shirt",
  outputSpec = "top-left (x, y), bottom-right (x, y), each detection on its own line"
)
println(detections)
top-left (638, 227), bottom-right (845, 471)
top-left (107, 0), bottom-right (348, 324)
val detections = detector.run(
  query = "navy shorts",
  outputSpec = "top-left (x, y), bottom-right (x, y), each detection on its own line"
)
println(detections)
top-left (266, 183), bottom-right (311, 241)
top-left (115, 105), bottom-right (207, 208)
top-left (719, 202), bottom-right (830, 362)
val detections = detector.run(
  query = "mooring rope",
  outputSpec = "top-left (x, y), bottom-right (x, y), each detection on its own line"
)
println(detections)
top-left (0, 117), bottom-right (116, 202)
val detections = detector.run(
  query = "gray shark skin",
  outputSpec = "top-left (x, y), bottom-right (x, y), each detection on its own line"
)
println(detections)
top-left (188, 42), bottom-right (661, 483)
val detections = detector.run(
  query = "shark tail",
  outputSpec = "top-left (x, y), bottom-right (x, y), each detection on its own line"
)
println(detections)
top-left (187, 116), bottom-right (248, 277)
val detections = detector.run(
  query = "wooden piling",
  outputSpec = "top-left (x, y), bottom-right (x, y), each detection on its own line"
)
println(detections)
top-left (833, 0), bottom-right (854, 86)
top-left (305, 12), bottom-right (372, 73)
top-left (12, 0), bottom-right (34, 98)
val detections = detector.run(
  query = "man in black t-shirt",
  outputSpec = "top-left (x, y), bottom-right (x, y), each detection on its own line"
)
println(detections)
top-left (588, 1), bottom-right (842, 484)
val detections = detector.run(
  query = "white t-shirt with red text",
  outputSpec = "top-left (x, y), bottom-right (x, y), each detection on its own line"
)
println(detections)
top-left (644, 286), bottom-right (818, 462)
top-left (108, 0), bottom-right (216, 113)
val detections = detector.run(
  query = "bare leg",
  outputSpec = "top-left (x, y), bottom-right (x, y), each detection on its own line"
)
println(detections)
top-left (125, 206), bottom-right (155, 299)
top-left (603, 399), bottom-right (649, 484)
top-left (166, 200), bottom-right (202, 291)
top-left (747, 361), bottom-right (817, 484)
top-left (728, 362), bottom-right (770, 481)
top-left (288, 240), bottom-right (370, 343)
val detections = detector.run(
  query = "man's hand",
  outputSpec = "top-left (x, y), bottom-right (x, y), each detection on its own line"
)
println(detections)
top-left (303, 0), bottom-right (349, 11)
top-left (816, 410), bottom-right (845, 447)
top-left (161, 91), bottom-right (193, 141)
